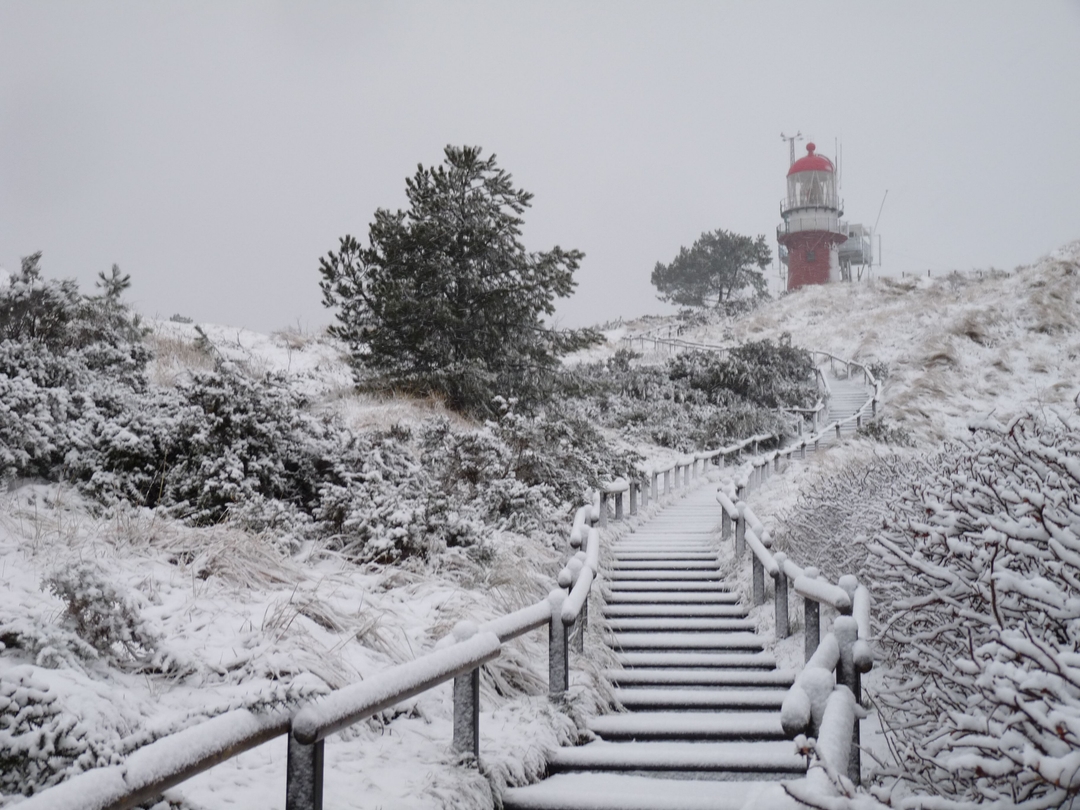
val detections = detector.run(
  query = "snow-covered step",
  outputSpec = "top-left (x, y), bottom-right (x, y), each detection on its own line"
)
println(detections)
top-left (502, 772), bottom-right (774, 810)
top-left (607, 570), bottom-right (721, 581)
top-left (607, 617), bottom-right (756, 633)
top-left (617, 546), bottom-right (717, 552)
top-left (548, 740), bottom-right (805, 775)
top-left (616, 651), bottom-right (777, 669)
top-left (610, 551), bottom-right (717, 561)
top-left (588, 711), bottom-right (785, 741)
top-left (613, 688), bottom-right (786, 710)
top-left (606, 581), bottom-right (730, 592)
top-left (605, 591), bottom-right (740, 604)
top-left (609, 559), bottom-right (717, 570)
top-left (602, 604), bottom-right (747, 618)
top-left (605, 668), bottom-right (795, 688)
top-left (613, 632), bottom-right (765, 651)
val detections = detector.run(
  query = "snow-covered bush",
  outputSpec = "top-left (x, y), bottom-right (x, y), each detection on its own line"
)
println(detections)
top-left (560, 339), bottom-right (814, 452)
top-left (42, 562), bottom-right (159, 666)
top-left (772, 448), bottom-right (929, 583)
top-left (856, 417), bottom-right (915, 448)
top-left (0, 667), bottom-right (116, 797)
top-left (868, 409), bottom-right (1080, 807)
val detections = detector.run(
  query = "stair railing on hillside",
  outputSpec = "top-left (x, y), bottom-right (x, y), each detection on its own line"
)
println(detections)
top-left (716, 468), bottom-right (874, 794)
top-left (18, 446), bottom-right (736, 810)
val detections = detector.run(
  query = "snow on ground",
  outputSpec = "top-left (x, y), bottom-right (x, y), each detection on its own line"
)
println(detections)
top-left (4, 239), bottom-right (1077, 807)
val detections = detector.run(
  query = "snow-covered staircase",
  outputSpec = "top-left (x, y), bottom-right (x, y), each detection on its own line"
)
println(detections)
top-left (503, 485), bottom-right (801, 810)
top-left (824, 371), bottom-right (872, 439)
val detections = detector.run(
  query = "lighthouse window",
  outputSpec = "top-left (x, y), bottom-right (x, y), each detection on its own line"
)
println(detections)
top-left (806, 250), bottom-right (816, 262)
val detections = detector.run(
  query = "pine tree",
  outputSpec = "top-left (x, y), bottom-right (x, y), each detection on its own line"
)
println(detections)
top-left (319, 145), bottom-right (598, 415)
top-left (651, 229), bottom-right (771, 308)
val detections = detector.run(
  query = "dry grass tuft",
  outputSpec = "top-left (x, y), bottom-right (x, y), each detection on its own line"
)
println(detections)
top-left (146, 330), bottom-right (216, 386)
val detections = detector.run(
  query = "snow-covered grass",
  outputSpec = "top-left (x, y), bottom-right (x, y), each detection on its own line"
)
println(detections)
top-left (4, 238), bottom-right (1078, 808)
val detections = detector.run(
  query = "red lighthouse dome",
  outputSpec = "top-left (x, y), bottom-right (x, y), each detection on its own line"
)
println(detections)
top-left (787, 143), bottom-right (835, 176)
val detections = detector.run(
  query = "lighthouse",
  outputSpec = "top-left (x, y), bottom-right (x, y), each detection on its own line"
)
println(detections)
top-left (777, 142), bottom-right (847, 290)
top-left (777, 141), bottom-right (876, 289)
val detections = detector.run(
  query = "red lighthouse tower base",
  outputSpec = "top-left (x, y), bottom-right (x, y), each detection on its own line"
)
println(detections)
top-left (779, 231), bottom-right (847, 288)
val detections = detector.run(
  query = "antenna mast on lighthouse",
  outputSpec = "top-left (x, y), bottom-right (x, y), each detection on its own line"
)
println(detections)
top-left (780, 131), bottom-right (803, 167)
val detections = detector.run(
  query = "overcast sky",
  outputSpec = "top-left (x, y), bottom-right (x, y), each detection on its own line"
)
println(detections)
top-left (1, 2), bottom-right (1078, 334)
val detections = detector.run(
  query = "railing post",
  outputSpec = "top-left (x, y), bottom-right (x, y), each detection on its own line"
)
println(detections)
top-left (773, 552), bottom-right (789, 639)
top-left (856, 414), bottom-right (863, 429)
top-left (800, 442), bottom-right (807, 460)
top-left (286, 736), bottom-right (324, 810)
top-left (452, 668), bottom-right (481, 762)
top-left (651, 471), bottom-right (659, 503)
top-left (663, 468), bottom-right (671, 494)
top-left (752, 553), bottom-right (764, 606)
top-left (872, 398), bottom-right (878, 417)
top-left (735, 503), bottom-right (746, 558)
top-left (814, 439), bottom-right (820, 453)
top-left (834, 615), bottom-right (861, 785)
top-left (548, 591), bottom-right (568, 698)
top-left (835, 423), bottom-right (842, 440)
top-left (451, 622), bottom-right (482, 763)
top-left (774, 455), bottom-right (780, 472)
top-left (721, 507), bottom-right (731, 540)
top-left (599, 491), bottom-right (609, 528)
top-left (573, 597), bottom-right (588, 654)
top-left (803, 567), bottom-right (821, 663)
top-left (629, 482), bottom-right (639, 515)
top-left (614, 491), bottom-right (624, 521)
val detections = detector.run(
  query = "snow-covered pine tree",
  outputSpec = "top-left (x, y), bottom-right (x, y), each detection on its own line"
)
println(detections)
top-left (318, 145), bottom-right (599, 416)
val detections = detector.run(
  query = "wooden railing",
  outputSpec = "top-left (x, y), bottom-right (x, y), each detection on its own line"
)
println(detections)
top-left (712, 352), bottom-right (878, 796)
top-left (17, 443), bottom-right (741, 810)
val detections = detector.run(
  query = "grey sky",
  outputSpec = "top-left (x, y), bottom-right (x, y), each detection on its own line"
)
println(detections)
top-left (2, 1), bottom-right (1078, 334)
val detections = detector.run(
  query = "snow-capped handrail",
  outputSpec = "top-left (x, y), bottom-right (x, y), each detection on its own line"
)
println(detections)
top-left (292, 631), bottom-right (503, 745)
top-left (13, 708), bottom-right (293, 810)
top-left (717, 470), bottom-right (873, 790)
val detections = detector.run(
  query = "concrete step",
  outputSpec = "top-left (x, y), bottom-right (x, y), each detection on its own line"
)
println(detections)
top-left (609, 560), bottom-right (717, 570)
top-left (605, 668), bottom-right (795, 688)
top-left (613, 632), bottom-right (765, 652)
top-left (605, 591), bottom-right (740, 604)
top-left (548, 740), bottom-right (805, 775)
top-left (588, 711), bottom-right (785, 741)
top-left (606, 581), bottom-right (732, 592)
top-left (602, 604), bottom-right (747, 618)
top-left (616, 651), bottom-right (777, 669)
top-left (607, 570), bottom-right (721, 581)
top-left (607, 618), bottom-right (756, 633)
top-left (610, 552), bottom-right (717, 561)
top-left (503, 773), bottom-right (779, 809)
top-left (613, 688), bottom-right (786, 711)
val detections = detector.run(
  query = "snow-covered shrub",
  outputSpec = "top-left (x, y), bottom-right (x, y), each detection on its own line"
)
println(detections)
top-left (0, 667), bottom-right (116, 797)
top-left (559, 339), bottom-right (813, 452)
top-left (669, 334), bottom-right (816, 410)
top-left (856, 417), bottom-right (915, 448)
top-left (868, 410), bottom-right (1080, 807)
top-left (43, 561), bottom-right (159, 666)
top-left (773, 448), bottom-right (930, 582)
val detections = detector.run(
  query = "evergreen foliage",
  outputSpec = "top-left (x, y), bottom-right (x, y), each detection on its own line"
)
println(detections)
top-left (319, 145), bottom-right (599, 416)
top-left (651, 229), bottom-right (772, 307)
top-left (558, 338), bottom-right (816, 452)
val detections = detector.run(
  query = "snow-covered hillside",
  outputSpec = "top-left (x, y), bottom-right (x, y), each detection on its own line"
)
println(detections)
top-left (2, 239), bottom-right (1077, 808)
top-left (658, 240), bottom-right (1080, 444)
